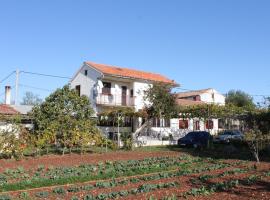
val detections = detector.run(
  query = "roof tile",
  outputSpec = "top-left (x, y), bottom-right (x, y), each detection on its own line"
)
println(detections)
top-left (85, 61), bottom-right (176, 84)
top-left (0, 104), bottom-right (19, 115)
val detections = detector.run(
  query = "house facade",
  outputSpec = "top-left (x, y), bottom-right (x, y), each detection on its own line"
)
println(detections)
top-left (176, 88), bottom-right (226, 135)
top-left (70, 61), bottom-right (177, 144)
top-left (70, 62), bottom-right (228, 146)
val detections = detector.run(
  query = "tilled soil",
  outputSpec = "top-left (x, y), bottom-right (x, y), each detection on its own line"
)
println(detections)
top-left (0, 151), bottom-right (180, 172)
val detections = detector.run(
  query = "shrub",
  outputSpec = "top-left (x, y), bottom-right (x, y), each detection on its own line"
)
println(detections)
top-left (35, 191), bottom-right (49, 198)
top-left (67, 186), bottom-right (80, 193)
top-left (84, 194), bottom-right (95, 200)
top-left (53, 187), bottom-right (66, 195)
top-left (19, 192), bottom-right (30, 199)
top-left (0, 195), bottom-right (11, 200)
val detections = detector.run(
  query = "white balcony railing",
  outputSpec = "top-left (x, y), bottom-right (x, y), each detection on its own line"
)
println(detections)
top-left (96, 94), bottom-right (135, 107)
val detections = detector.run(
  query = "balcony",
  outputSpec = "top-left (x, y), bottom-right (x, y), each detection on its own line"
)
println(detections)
top-left (96, 93), bottom-right (135, 107)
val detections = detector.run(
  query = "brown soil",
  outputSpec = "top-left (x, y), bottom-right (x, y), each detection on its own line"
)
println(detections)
top-left (0, 151), bottom-right (180, 172)
top-left (0, 151), bottom-right (269, 200)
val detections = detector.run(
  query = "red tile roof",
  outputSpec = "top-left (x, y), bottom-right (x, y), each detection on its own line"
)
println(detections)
top-left (85, 61), bottom-right (177, 84)
top-left (176, 99), bottom-right (206, 106)
top-left (177, 88), bottom-right (213, 98)
top-left (0, 104), bottom-right (19, 115)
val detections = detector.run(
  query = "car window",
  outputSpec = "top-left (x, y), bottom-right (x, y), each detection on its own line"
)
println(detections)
top-left (185, 132), bottom-right (196, 138)
top-left (221, 131), bottom-right (230, 135)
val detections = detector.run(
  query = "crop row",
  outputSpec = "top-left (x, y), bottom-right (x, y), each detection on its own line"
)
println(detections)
top-left (0, 159), bottom-right (246, 200)
top-left (0, 155), bottom-right (203, 192)
top-left (0, 181), bottom-right (179, 200)
top-left (0, 155), bottom-right (195, 184)
top-left (184, 167), bottom-right (269, 198)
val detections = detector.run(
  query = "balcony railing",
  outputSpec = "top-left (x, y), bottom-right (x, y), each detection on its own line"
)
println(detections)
top-left (96, 94), bottom-right (135, 107)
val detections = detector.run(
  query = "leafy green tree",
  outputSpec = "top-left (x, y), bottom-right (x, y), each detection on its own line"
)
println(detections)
top-left (0, 115), bottom-right (29, 159)
top-left (22, 91), bottom-right (43, 105)
top-left (30, 85), bottom-right (98, 155)
top-left (144, 83), bottom-right (178, 119)
top-left (225, 90), bottom-right (255, 108)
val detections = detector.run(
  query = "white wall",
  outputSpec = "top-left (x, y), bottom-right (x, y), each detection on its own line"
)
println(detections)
top-left (70, 64), bottom-right (103, 113)
top-left (133, 81), bottom-right (151, 111)
top-left (200, 89), bottom-right (225, 105)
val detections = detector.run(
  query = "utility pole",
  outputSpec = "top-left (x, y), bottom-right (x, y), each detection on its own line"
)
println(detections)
top-left (15, 69), bottom-right (20, 105)
top-left (117, 112), bottom-right (120, 148)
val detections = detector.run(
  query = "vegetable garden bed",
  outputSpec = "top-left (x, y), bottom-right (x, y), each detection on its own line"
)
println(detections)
top-left (0, 149), bottom-right (269, 199)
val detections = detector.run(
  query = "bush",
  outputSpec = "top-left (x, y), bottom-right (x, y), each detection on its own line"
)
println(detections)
top-left (0, 195), bottom-right (11, 200)
top-left (120, 132), bottom-right (132, 150)
top-left (53, 187), bottom-right (66, 195)
top-left (19, 192), bottom-right (30, 199)
top-left (35, 191), bottom-right (49, 198)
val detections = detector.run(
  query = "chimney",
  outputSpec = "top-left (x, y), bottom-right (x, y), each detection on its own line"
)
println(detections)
top-left (5, 86), bottom-right (11, 105)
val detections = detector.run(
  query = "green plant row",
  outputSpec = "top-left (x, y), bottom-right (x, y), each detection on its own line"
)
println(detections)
top-left (0, 155), bottom-right (195, 186)
top-left (52, 181), bottom-right (179, 200)
top-left (0, 158), bottom-right (244, 200)
top-left (0, 155), bottom-right (202, 192)
top-left (185, 168), bottom-right (268, 198)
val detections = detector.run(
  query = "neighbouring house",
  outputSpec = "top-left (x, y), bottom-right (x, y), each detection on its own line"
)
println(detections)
top-left (0, 86), bottom-right (33, 132)
top-left (176, 88), bottom-right (226, 135)
top-left (177, 88), bottom-right (225, 105)
top-left (70, 61), bottom-right (179, 146)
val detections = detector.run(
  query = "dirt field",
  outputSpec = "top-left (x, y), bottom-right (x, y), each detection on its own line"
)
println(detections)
top-left (0, 147), bottom-right (269, 200)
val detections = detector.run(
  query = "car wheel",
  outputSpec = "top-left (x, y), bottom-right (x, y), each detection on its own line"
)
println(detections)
top-left (226, 139), bottom-right (230, 143)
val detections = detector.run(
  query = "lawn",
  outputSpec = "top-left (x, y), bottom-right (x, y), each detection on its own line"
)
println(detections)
top-left (0, 146), bottom-right (269, 200)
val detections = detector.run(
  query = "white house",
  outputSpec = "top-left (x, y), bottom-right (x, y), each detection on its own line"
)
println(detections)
top-left (177, 88), bottom-right (225, 105)
top-left (70, 61), bottom-right (178, 145)
top-left (176, 88), bottom-right (226, 135)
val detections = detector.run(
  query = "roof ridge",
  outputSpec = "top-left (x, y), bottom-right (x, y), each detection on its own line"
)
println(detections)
top-left (86, 61), bottom-right (169, 77)
top-left (85, 61), bottom-right (177, 85)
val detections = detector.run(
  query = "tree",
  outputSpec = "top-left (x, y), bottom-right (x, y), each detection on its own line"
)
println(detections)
top-left (30, 85), bottom-right (99, 155)
top-left (22, 92), bottom-right (43, 105)
top-left (0, 115), bottom-right (29, 159)
top-left (144, 83), bottom-right (178, 120)
top-left (225, 90), bottom-right (255, 108)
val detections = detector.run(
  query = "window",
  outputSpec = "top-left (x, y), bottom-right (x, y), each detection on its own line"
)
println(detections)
top-left (194, 121), bottom-right (200, 130)
top-left (205, 120), bottom-right (214, 129)
top-left (164, 119), bottom-right (171, 127)
top-left (102, 82), bottom-right (111, 94)
top-left (75, 85), bottom-right (81, 96)
top-left (156, 118), bottom-right (161, 127)
top-left (152, 118), bottom-right (160, 127)
top-left (130, 89), bottom-right (134, 97)
top-left (179, 120), bottom-right (189, 129)
top-left (124, 117), bottom-right (132, 127)
top-left (152, 118), bottom-right (170, 127)
top-left (84, 70), bottom-right (88, 76)
top-left (218, 119), bottom-right (225, 129)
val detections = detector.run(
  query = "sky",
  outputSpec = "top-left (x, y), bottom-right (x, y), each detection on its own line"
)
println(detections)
top-left (0, 0), bottom-right (269, 104)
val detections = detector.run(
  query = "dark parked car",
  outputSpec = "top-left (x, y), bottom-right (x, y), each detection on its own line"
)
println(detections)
top-left (178, 131), bottom-right (212, 148)
top-left (213, 130), bottom-right (244, 143)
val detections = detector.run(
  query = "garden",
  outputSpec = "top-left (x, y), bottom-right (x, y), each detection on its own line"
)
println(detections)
top-left (0, 146), bottom-right (269, 200)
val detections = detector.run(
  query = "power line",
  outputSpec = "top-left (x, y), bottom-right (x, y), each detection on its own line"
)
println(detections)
top-left (0, 71), bottom-right (16, 83)
top-left (20, 71), bottom-right (71, 79)
top-left (19, 84), bottom-right (54, 92)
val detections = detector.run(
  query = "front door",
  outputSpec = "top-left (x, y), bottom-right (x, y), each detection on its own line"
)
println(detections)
top-left (121, 86), bottom-right (127, 106)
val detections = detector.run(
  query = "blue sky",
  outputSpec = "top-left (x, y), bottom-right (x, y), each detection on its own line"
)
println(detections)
top-left (0, 0), bottom-right (269, 104)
